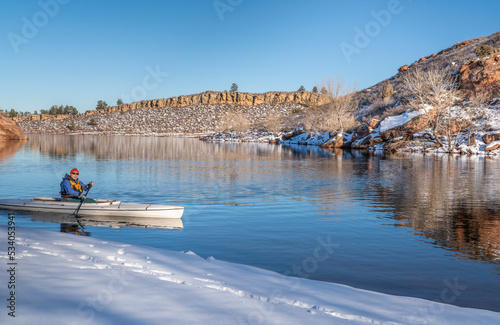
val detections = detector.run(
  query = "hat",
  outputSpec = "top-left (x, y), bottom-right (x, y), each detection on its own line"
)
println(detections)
top-left (70, 168), bottom-right (79, 174)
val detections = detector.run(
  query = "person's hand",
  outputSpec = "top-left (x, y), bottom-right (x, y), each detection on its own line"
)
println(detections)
top-left (89, 181), bottom-right (94, 187)
top-left (81, 195), bottom-right (87, 199)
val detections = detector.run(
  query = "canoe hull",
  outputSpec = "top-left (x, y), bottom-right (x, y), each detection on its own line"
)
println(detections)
top-left (0, 198), bottom-right (184, 219)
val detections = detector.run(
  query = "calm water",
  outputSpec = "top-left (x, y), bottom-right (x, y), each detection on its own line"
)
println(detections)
top-left (1, 135), bottom-right (500, 312)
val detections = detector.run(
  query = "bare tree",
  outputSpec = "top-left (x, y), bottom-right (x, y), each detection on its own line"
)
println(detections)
top-left (219, 109), bottom-right (250, 135)
top-left (460, 92), bottom-right (490, 146)
top-left (262, 114), bottom-right (283, 134)
top-left (403, 67), bottom-right (461, 152)
top-left (320, 74), bottom-right (357, 134)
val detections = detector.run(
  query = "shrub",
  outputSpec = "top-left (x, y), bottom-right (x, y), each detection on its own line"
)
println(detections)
top-left (219, 110), bottom-right (249, 133)
top-left (474, 44), bottom-right (494, 58)
top-left (89, 118), bottom-right (98, 126)
top-left (382, 81), bottom-right (395, 99)
top-left (68, 120), bottom-right (77, 130)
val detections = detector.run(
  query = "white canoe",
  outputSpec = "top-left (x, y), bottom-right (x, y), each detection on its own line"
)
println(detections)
top-left (0, 197), bottom-right (184, 219)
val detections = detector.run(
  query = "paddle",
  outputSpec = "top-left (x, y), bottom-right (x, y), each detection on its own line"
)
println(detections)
top-left (73, 184), bottom-right (92, 218)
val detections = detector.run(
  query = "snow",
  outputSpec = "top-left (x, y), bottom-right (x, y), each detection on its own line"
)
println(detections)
top-left (379, 108), bottom-right (427, 133)
top-left (2, 226), bottom-right (500, 324)
top-left (280, 132), bottom-right (331, 145)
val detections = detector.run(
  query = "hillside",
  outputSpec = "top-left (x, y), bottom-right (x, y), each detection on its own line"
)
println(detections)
top-left (18, 102), bottom-right (306, 135)
top-left (355, 31), bottom-right (500, 121)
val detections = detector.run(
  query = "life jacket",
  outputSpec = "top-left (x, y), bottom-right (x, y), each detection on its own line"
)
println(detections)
top-left (60, 175), bottom-right (83, 197)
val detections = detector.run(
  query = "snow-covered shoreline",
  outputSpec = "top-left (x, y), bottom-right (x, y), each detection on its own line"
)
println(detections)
top-left (202, 102), bottom-right (500, 156)
top-left (1, 225), bottom-right (499, 324)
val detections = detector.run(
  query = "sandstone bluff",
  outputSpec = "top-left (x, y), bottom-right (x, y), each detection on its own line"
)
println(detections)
top-left (85, 91), bottom-right (329, 116)
top-left (0, 115), bottom-right (28, 141)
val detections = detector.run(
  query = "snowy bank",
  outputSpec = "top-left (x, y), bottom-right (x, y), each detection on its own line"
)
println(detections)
top-left (1, 226), bottom-right (500, 325)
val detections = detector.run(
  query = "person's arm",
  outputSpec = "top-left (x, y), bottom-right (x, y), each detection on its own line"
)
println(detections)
top-left (61, 179), bottom-right (81, 197)
top-left (81, 181), bottom-right (94, 191)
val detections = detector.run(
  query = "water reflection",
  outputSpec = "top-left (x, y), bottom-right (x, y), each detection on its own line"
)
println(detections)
top-left (60, 223), bottom-right (91, 236)
top-left (0, 140), bottom-right (26, 161)
top-left (367, 155), bottom-right (500, 265)
top-left (14, 211), bottom-right (183, 235)
top-left (27, 134), bottom-right (290, 161)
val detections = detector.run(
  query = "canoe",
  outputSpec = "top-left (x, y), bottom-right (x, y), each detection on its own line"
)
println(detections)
top-left (0, 197), bottom-right (184, 219)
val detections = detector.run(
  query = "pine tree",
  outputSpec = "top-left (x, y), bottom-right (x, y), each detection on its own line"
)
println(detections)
top-left (96, 100), bottom-right (108, 110)
top-left (312, 86), bottom-right (318, 93)
top-left (298, 85), bottom-right (306, 92)
top-left (117, 99), bottom-right (124, 105)
top-left (230, 83), bottom-right (238, 92)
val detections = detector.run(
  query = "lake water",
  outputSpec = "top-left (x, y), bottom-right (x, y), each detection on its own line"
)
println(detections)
top-left (1, 135), bottom-right (500, 312)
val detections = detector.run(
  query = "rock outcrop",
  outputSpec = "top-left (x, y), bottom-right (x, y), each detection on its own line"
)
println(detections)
top-left (482, 133), bottom-right (500, 144)
top-left (0, 115), bottom-right (28, 140)
top-left (85, 91), bottom-right (329, 116)
top-left (460, 50), bottom-right (500, 97)
top-left (379, 112), bottom-right (435, 140)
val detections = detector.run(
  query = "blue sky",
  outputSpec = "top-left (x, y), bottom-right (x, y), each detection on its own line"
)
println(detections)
top-left (1, 0), bottom-right (499, 113)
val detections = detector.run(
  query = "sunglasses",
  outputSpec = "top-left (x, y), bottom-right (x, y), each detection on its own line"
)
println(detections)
top-left (71, 172), bottom-right (79, 175)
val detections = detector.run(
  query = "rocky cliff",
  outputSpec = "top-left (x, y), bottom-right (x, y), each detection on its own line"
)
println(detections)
top-left (85, 91), bottom-right (329, 116)
top-left (460, 50), bottom-right (500, 97)
top-left (0, 115), bottom-right (28, 140)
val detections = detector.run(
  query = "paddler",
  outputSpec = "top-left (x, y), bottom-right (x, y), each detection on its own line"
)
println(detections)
top-left (60, 168), bottom-right (95, 202)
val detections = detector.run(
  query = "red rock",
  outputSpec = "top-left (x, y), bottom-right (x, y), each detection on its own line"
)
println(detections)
top-left (320, 133), bottom-right (343, 148)
top-left (398, 65), bottom-right (409, 73)
top-left (482, 133), bottom-right (500, 144)
top-left (353, 125), bottom-right (370, 140)
top-left (459, 64), bottom-right (469, 74)
top-left (0, 115), bottom-right (28, 140)
top-left (468, 134), bottom-right (476, 146)
top-left (460, 50), bottom-right (500, 97)
top-left (485, 143), bottom-right (500, 152)
top-left (380, 111), bottom-right (435, 140)
top-left (368, 119), bottom-right (380, 129)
